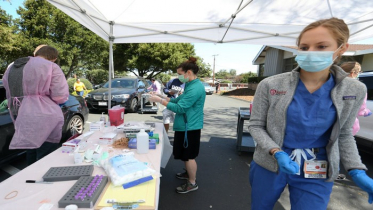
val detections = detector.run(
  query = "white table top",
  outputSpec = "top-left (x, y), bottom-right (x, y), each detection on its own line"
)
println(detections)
top-left (0, 122), bottom-right (172, 210)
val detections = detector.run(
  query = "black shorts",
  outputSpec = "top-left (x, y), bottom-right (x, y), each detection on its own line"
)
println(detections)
top-left (173, 129), bottom-right (201, 161)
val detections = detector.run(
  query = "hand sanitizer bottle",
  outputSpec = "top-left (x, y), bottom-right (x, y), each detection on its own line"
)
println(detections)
top-left (137, 129), bottom-right (149, 154)
top-left (100, 112), bottom-right (106, 123)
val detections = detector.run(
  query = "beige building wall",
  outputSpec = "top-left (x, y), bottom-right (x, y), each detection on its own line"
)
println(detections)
top-left (361, 54), bottom-right (373, 72)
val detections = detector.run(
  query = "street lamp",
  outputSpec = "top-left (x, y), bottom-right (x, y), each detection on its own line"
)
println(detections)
top-left (212, 54), bottom-right (219, 85)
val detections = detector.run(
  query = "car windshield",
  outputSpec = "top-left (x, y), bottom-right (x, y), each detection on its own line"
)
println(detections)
top-left (103, 80), bottom-right (135, 89)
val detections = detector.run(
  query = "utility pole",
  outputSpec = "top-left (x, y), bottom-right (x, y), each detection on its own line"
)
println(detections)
top-left (212, 54), bottom-right (219, 85)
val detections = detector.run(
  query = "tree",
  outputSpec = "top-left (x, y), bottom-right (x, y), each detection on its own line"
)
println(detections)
top-left (0, 7), bottom-right (26, 74)
top-left (155, 73), bottom-right (171, 84)
top-left (16, 0), bottom-right (109, 78)
top-left (216, 69), bottom-right (229, 79)
top-left (229, 69), bottom-right (237, 76)
top-left (126, 43), bottom-right (195, 78)
top-left (240, 72), bottom-right (257, 83)
top-left (86, 69), bottom-right (108, 85)
top-left (196, 57), bottom-right (212, 78)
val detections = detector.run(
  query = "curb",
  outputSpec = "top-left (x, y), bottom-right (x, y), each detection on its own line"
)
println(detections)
top-left (215, 93), bottom-right (252, 103)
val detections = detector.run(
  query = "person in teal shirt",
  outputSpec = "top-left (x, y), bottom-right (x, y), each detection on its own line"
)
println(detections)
top-left (150, 57), bottom-right (206, 194)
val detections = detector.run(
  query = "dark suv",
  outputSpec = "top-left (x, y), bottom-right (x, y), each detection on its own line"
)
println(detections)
top-left (0, 80), bottom-right (89, 166)
top-left (85, 77), bottom-right (150, 112)
top-left (355, 72), bottom-right (373, 151)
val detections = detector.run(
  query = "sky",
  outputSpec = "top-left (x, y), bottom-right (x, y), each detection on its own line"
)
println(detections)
top-left (2, 0), bottom-right (373, 76)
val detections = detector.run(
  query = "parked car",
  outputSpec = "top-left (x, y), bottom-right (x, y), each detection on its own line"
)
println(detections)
top-left (0, 80), bottom-right (89, 166)
top-left (355, 72), bottom-right (373, 152)
top-left (93, 83), bottom-right (105, 90)
top-left (203, 82), bottom-right (214, 95)
top-left (85, 77), bottom-right (150, 112)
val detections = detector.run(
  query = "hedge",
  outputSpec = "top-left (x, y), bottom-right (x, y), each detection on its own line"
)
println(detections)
top-left (247, 76), bottom-right (267, 84)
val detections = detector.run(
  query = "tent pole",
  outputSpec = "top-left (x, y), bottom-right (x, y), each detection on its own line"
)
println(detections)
top-left (108, 21), bottom-right (115, 112)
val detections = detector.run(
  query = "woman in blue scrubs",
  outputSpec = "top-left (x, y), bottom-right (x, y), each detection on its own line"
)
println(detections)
top-left (248, 17), bottom-right (373, 210)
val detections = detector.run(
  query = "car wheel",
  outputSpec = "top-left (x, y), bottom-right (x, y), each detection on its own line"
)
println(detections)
top-left (128, 98), bottom-right (138, 113)
top-left (67, 115), bottom-right (84, 136)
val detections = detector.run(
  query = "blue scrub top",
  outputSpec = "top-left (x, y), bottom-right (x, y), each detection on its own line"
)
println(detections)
top-left (283, 74), bottom-right (337, 149)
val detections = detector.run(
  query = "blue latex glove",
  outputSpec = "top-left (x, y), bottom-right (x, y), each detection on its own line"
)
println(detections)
top-left (274, 151), bottom-right (300, 174)
top-left (59, 102), bottom-right (66, 107)
top-left (364, 111), bottom-right (372, 117)
top-left (348, 169), bottom-right (373, 204)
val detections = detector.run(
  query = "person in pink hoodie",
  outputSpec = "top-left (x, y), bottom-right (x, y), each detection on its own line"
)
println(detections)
top-left (3, 46), bottom-right (69, 165)
top-left (340, 61), bottom-right (372, 136)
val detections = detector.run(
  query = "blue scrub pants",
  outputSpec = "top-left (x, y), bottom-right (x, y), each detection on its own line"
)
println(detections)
top-left (249, 151), bottom-right (333, 210)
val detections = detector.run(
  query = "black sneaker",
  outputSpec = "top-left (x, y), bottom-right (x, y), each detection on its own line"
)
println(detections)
top-left (176, 181), bottom-right (198, 194)
top-left (176, 169), bottom-right (189, 180)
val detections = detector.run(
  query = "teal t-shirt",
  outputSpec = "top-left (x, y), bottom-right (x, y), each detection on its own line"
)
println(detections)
top-left (166, 78), bottom-right (206, 131)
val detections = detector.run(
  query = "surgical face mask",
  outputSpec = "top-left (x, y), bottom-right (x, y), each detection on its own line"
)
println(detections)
top-left (178, 73), bottom-right (189, 83)
top-left (295, 45), bottom-right (343, 72)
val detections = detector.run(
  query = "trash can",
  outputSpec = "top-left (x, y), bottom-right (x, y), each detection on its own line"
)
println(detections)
top-left (236, 107), bottom-right (256, 155)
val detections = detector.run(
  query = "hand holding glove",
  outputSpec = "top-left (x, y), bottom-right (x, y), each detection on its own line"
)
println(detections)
top-left (155, 93), bottom-right (167, 99)
top-left (149, 95), bottom-right (162, 103)
top-left (274, 151), bottom-right (300, 175)
top-left (348, 169), bottom-right (373, 204)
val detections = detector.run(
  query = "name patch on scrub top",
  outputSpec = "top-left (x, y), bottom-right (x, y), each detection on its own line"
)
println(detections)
top-left (343, 96), bottom-right (356, 100)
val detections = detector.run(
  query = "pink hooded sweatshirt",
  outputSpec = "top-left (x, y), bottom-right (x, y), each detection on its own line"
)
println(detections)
top-left (3, 57), bottom-right (69, 149)
top-left (353, 94), bottom-right (371, 136)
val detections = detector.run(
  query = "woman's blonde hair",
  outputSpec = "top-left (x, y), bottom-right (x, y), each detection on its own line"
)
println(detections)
top-left (296, 18), bottom-right (349, 47)
top-left (340, 61), bottom-right (361, 74)
top-left (296, 18), bottom-right (349, 63)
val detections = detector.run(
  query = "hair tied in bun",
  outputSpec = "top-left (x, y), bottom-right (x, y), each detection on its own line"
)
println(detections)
top-left (188, 57), bottom-right (197, 64)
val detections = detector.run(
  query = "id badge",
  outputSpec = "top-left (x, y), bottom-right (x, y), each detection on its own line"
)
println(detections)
top-left (304, 160), bottom-right (327, 179)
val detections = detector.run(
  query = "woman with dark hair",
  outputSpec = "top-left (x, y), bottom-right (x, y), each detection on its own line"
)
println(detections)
top-left (150, 57), bottom-right (206, 193)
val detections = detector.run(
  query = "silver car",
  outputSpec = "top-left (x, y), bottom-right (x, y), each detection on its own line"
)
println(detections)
top-left (202, 82), bottom-right (214, 95)
top-left (355, 72), bottom-right (373, 151)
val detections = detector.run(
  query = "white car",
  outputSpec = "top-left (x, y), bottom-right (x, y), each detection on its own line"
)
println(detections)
top-left (202, 82), bottom-right (214, 95)
top-left (355, 72), bottom-right (373, 151)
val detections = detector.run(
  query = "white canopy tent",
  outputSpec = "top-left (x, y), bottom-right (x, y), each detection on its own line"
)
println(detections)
top-left (47, 0), bottom-right (373, 108)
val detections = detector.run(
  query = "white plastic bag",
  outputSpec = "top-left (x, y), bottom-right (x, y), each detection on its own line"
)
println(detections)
top-left (101, 153), bottom-right (156, 186)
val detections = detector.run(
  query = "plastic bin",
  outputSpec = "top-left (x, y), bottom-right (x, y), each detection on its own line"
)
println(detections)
top-left (109, 106), bottom-right (125, 126)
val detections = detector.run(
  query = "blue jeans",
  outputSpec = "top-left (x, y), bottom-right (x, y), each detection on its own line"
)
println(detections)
top-left (76, 91), bottom-right (84, 96)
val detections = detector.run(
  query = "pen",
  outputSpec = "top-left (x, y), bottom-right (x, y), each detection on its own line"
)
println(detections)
top-left (25, 180), bottom-right (53, 184)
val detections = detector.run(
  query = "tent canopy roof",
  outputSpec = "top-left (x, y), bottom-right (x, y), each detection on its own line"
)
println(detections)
top-left (48, 0), bottom-right (373, 45)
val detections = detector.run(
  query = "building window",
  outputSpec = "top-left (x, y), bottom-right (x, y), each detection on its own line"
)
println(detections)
top-left (284, 57), bottom-right (297, 72)
top-left (259, 64), bottom-right (265, 77)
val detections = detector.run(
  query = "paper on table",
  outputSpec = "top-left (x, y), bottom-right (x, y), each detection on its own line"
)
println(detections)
top-left (97, 177), bottom-right (156, 209)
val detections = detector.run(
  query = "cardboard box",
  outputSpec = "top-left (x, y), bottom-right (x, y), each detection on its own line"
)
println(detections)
top-left (99, 132), bottom-right (117, 145)
top-left (90, 121), bottom-right (104, 131)
top-left (128, 138), bottom-right (156, 149)
top-left (61, 139), bottom-right (81, 153)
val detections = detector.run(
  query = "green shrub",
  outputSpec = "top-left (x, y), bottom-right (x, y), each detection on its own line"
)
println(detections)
top-left (67, 78), bottom-right (93, 93)
top-left (247, 76), bottom-right (267, 84)
top-left (220, 80), bottom-right (231, 83)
